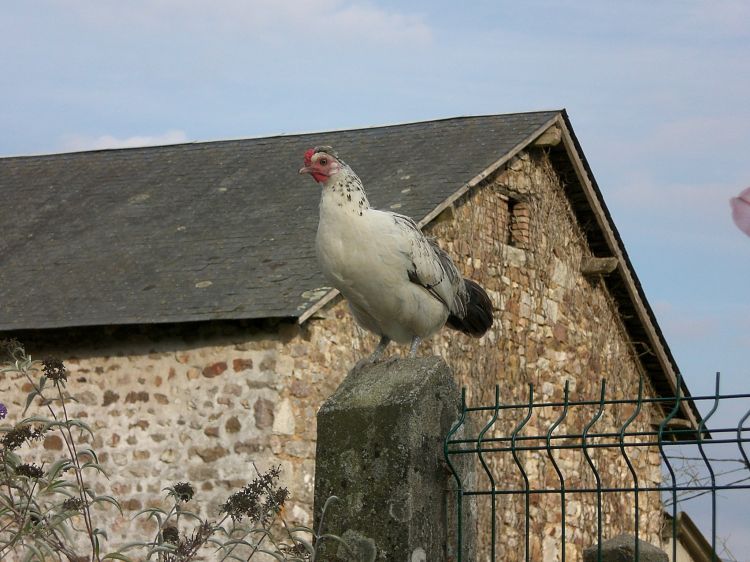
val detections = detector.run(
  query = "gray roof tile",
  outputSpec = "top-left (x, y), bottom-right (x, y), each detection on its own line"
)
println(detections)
top-left (0, 111), bottom-right (559, 330)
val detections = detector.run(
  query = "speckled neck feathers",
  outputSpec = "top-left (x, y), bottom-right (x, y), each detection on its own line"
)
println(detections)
top-left (321, 168), bottom-right (370, 217)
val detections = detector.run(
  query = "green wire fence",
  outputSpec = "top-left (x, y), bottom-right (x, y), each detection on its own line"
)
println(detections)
top-left (444, 373), bottom-right (750, 561)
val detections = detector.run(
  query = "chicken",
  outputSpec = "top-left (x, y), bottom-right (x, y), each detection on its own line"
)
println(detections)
top-left (299, 146), bottom-right (493, 362)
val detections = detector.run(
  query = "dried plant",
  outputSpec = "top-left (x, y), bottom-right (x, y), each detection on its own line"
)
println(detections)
top-left (0, 339), bottom-right (115, 561)
top-left (0, 340), bottom-right (354, 561)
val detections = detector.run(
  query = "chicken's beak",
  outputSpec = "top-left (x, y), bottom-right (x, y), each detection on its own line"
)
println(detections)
top-left (299, 166), bottom-right (311, 175)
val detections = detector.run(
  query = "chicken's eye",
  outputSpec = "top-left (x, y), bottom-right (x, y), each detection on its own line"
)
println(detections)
top-left (319, 158), bottom-right (328, 165)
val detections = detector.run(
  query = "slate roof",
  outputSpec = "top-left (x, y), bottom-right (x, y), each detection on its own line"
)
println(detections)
top-left (1, 110), bottom-right (704, 425)
top-left (0, 111), bottom-right (560, 330)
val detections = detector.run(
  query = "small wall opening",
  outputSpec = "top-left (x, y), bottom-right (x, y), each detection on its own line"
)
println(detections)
top-left (508, 199), bottom-right (531, 247)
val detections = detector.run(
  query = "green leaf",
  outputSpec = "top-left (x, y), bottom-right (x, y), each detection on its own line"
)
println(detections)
top-left (213, 525), bottom-right (233, 538)
top-left (80, 462), bottom-right (108, 477)
top-left (21, 542), bottom-right (45, 562)
top-left (41, 479), bottom-right (78, 496)
top-left (222, 552), bottom-right (248, 562)
top-left (23, 389), bottom-right (39, 414)
top-left (174, 509), bottom-right (203, 523)
top-left (91, 495), bottom-right (123, 514)
top-left (93, 527), bottom-right (110, 540)
top-left (132, 507), bottom-right (165, 526)
top-left (146, 544), bottom-right (178, 556)
top-left (21, 415), bottom-right (54, 425)
top-left (255, 548), bottom-right (287, 561)
top-left (290, 535), bottom-right (314, 554)
top-left (65, 419), bottom-right (94, 438)
top-left (221, 538), bottom-right (256, 548)
top-left (46, 458), bottom-right (75, 480)
top-left (206, 537), bottom-right (225, 547)
top-left (102, 553), bottom-right (135, 561)
top-left (77, 446), bottom-right (100, 464)
top-left (114, 541), bottom-right (154, 553)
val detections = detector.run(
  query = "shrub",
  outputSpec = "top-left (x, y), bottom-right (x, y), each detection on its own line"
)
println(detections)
top-left (0, 340), bottom-right (350, 561)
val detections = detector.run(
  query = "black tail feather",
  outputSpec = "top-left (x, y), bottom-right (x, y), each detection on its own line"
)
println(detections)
top-left (446, 278), bottom-right (494, 337)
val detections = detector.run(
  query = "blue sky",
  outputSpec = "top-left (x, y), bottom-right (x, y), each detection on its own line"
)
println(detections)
top-left (2, 0), bottom-right (749, 556)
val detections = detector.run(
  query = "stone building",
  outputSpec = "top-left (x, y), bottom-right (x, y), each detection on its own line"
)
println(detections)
top-left (0, 110), bottom-right (701, 558)
top-left (662, 512), bottom-right (719, 562)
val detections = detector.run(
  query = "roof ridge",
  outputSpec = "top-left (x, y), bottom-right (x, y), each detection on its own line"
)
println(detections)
top-left (0, 110), bottom-right (564, 160)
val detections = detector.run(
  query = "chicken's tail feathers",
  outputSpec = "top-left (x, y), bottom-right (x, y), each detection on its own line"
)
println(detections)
top-left (446, 278), bottom-right (494, 337)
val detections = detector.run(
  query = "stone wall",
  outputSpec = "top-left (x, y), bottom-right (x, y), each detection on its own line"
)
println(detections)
top-left (422, 148), bottom-right (665, 560)
top-left (1, 148), bottom-right (664, 559)
top-left (3, 317), bottom-right (364, 552)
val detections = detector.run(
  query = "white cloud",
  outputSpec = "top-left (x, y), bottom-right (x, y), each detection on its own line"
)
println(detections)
top-left (601, 114), bottom-right (750, 168)
top-left (684, 0), bottom-right (750, 37)
top-left (60, 129), bottom-right (189, 152)
top-left (607, 175), bottom-right (741, 230)
top-left (323, 3), bottom-right (432, 44)
top-left (653, 300), bottom-right (720, 341)
top-left (642, 116), bottom-right (749, 158)
top-left (594, 114), bottom-right (750, 223)
top-left (58, 0), bottom-right (432, 45)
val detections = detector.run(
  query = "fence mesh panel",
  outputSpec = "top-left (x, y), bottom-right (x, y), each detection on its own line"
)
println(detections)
top-left (444, 374), bottom-right (750, 561)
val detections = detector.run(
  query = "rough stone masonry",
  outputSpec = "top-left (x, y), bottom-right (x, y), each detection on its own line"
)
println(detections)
top-left (3, 149), bottom-right (665, 558)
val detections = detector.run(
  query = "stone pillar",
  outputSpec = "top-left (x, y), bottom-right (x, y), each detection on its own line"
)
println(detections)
top-left (312, 357), bottom-right (470, 562)
top-left (583, 534), bottom-right (668, 562)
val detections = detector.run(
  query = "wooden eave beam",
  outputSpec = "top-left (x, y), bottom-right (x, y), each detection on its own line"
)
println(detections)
top-left (532, 125), bottom-right (562, 147)
top-left (581, 256), bottom-right (619, 277)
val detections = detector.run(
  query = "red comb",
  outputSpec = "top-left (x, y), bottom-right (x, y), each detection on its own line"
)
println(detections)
top-left (304, 148), bottom-right (315, 166)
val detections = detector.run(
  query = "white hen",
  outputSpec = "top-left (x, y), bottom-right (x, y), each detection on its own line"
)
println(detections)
top-left (299, 146), bottom-right (493, 362)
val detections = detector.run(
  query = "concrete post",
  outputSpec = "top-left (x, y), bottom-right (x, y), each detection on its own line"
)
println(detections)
top-left (583, 534), bottom-right (669, 562)
top-left (312, 357), bottom-right (471, 561)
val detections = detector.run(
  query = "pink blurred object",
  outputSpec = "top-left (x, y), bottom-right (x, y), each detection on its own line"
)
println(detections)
top-left (730, 187), bottom-right (750, 237)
